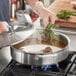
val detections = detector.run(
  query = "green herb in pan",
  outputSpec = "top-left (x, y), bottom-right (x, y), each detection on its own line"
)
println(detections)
top-left (45, 23), bottom-right (58, 44)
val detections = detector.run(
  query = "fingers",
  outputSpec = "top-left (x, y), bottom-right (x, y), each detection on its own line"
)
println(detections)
top-left (71, 1), bottom-right (76, 9)
top-left (0, 22), bottom-right (5, 34)
top-left (49, 11), bottom-right (57, 24)
top-left (43, 14), bottom-right (56, 27)
top-left (43, 17), bottom-right (48, 27)
top-left (51, 15), bottom-right (56, 24)
top-left (0, 22), bottom-right (9, 34)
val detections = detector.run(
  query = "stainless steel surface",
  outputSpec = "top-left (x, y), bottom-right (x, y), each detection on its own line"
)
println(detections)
top-left (0, 47), bottom-right (11, 73)
top-left (0, 22), bottom-right (35, 48)
top-left (0, 22), bottom-right (35, 72)
top-left (11, 32), bottom-right (70, 66)
top-left (52, 27), bottom-right (76, 35)
top-left (16, 10), bottom-right (32, 23)
top-left (35, 18), bottom-right (76, 51)
top-left (10, 21), bottom-right (33, 32)
top-left (52, 28), bottom-right (76, 51)
top-left (19, 0), bottom-right (25, 10)
top-left (0, 33), bottom-right (11, 48)
top-left (0, 17), bottom-right (76, 73)
top-left (9, 0), bottom-right (17, 21)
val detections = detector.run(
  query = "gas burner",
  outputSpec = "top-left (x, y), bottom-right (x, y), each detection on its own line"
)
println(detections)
top-left (31, 63), bottom-right (65, 72)
top-left (0, 52), bottom-right (76, 76)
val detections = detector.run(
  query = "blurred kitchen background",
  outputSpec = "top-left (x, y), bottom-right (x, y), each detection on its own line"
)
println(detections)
top-left (8, 0), bottom-right (76, 51)
top-left (9, 0), bottom-right (54, 21)
top-left (0, 0), bottom-right (76, 75)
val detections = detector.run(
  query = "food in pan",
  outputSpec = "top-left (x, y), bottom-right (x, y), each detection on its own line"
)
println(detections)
top-left (42, 47), bottom-right (52, 53)
top-left (13, 36), bottom-right (65, 54)
top-left (13, 23), bottom-right (65, 54)
top-left (44, 23), bottom-right (58, 44)
top-left (20, 44), bottom-right (61, 54)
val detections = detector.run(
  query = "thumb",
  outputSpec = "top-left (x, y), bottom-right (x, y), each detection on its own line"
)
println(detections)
top-left (42, 16), bottom-right (49, 27)
top-left (49, 15), bottom-right (56, 24)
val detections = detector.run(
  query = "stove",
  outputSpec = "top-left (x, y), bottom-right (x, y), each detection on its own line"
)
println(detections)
top-left (0, 52), bottom-right (76, 76)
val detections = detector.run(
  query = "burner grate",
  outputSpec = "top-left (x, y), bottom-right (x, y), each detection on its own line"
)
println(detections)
top-left (9, 66), bottom-right (64, 76)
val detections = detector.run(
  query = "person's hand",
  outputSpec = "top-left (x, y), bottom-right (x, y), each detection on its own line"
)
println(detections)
top-left (31, 1), bottom-right (56, 27)
top-left (0, 22), bottom-right (9, 34)
top-left (71, 1), bottom-right (76, 9)
top-left (39, 8), bottom-right (56, 26)
top-left (0, 22), bottom-right (5, 34)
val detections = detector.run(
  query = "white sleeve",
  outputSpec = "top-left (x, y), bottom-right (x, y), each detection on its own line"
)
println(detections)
top-left (31, 1), bottom-right (45, 17)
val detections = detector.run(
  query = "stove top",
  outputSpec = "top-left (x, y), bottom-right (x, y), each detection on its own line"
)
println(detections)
top-left (0, 52), bottom-right (76, 76)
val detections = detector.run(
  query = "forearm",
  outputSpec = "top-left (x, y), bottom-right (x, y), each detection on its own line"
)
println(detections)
top-left (26, 0), bottom-right (56, 25)
top-left (26, 0), bottom-right (45, 17)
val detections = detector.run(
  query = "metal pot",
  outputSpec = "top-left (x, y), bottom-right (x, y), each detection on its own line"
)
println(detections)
top-left (11, 32), bottom-right (70, 66)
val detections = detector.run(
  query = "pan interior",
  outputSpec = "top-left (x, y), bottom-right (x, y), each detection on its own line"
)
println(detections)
top-left (20, 44), bottom-right (62, 54)
top-left (12, 35), bottom-right (66, 54)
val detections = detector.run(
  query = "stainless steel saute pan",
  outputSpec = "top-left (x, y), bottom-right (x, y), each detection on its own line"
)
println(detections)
top-left (11, 32), bottom-right (70, 66)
